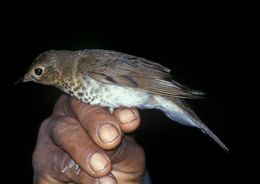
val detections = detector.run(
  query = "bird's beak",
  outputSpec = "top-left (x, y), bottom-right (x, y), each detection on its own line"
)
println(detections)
top-left (14, 75), bottom-right (31, 84)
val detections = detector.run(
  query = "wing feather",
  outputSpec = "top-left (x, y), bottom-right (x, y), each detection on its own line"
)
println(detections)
top-left (77, 50), bottom-right (204, 99)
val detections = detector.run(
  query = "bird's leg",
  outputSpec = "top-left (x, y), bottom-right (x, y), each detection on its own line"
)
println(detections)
top-left (108, 107), bottom-right (114, 114)
top-left (61, 159), bottom-right (81, 175)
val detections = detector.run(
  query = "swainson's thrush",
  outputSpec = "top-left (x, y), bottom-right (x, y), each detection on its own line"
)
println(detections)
top-left (19, 49), bottom-right (228, 151)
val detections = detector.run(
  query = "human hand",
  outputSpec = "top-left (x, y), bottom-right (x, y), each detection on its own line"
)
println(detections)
top-left (32, 95), bottom-right (145, 184)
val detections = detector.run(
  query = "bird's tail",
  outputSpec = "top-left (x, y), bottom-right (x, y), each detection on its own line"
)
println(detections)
top-left (155, 96), bottom-right (229, 152)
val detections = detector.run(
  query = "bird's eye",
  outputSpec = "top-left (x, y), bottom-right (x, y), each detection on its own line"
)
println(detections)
top-left (34, 68), bottom-right (43, 76)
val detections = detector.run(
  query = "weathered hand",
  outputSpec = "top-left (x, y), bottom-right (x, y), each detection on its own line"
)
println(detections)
top-left (33, 95), bottom-right (145, 184)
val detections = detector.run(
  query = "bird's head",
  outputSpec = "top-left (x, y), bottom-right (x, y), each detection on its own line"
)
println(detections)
top-left (16, 50), bottom-right (66, 86)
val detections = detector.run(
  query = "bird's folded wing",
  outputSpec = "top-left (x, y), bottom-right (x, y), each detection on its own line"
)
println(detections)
top-left (78, 50), bottom-right (204, 99)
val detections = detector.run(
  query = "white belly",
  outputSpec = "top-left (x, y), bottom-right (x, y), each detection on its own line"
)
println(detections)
top-left (82, 77), bottom-right (151, 108)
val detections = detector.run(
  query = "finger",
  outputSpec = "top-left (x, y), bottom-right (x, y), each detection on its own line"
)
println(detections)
top-left (113, 108), bottom-right (141, 133)
top-left (107, 138), bottom-right (145, 183)
top-left (60, 157), bottom-right (117, 184)
top-left (98, 174), bottom-right (118, 184)
top-left (34, 152), bottom-right (104, 184)
top-left (34, 177), bottom-right (53, 184)
top-left (69, 99), bottom-right (122, 150)
top-left (50, 116), bottom-right (112, 177)
top-left (60, 158), bottom-right (118, 184)
top-left (33, 122), bottom-right (108, 184)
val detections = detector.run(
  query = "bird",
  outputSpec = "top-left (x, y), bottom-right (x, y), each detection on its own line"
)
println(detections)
top-left (18, 49), bottom-right (228, 152)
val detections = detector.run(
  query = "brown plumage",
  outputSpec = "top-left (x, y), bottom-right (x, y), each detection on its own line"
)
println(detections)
top-left (77, 50), bottom-right (205, 99)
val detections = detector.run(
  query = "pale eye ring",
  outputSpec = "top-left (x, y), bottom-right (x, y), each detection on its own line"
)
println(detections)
top-left (34, 68), bottom-right (43, 76)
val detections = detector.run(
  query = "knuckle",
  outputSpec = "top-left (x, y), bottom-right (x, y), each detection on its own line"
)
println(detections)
top-left (33, 148), bottom-right (72, 183)
top-left (32, 151), bottom-right (50, 179)
top-left (60, 157), bottom-right (93, 183)
top-left (49, 116), bottom-right (78, 147)
top-left (32, 149), bottom-right (41, 171)
top-left (33, 175), bottom-right (51, 184)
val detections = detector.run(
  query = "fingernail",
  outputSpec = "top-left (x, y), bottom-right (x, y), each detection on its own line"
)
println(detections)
top-left (89, 153), bottom-right (109, 173)
top-left (98, 124), bottom-right (119, 143)
top-left (99, 175), bottom-right (117, 184)
top-left (118, 109), bottom-right (137, 124)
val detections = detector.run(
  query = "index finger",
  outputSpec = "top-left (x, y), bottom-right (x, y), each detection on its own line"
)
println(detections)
top-left (69, 98), bottom-right (123, 150)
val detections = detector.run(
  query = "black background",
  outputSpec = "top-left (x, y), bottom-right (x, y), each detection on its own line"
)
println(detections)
top-left (2, 1), bottom-right (258, 183)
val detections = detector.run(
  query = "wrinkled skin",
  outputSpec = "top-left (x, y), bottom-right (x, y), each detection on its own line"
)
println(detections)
top-left (33, 95), bottom-right (145, 184)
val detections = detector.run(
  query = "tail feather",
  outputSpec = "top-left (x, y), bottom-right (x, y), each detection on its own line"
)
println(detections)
top-left (157, 96), bottom-right (229, 152)
top-left (198, 122), bottom-right (229, 152)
